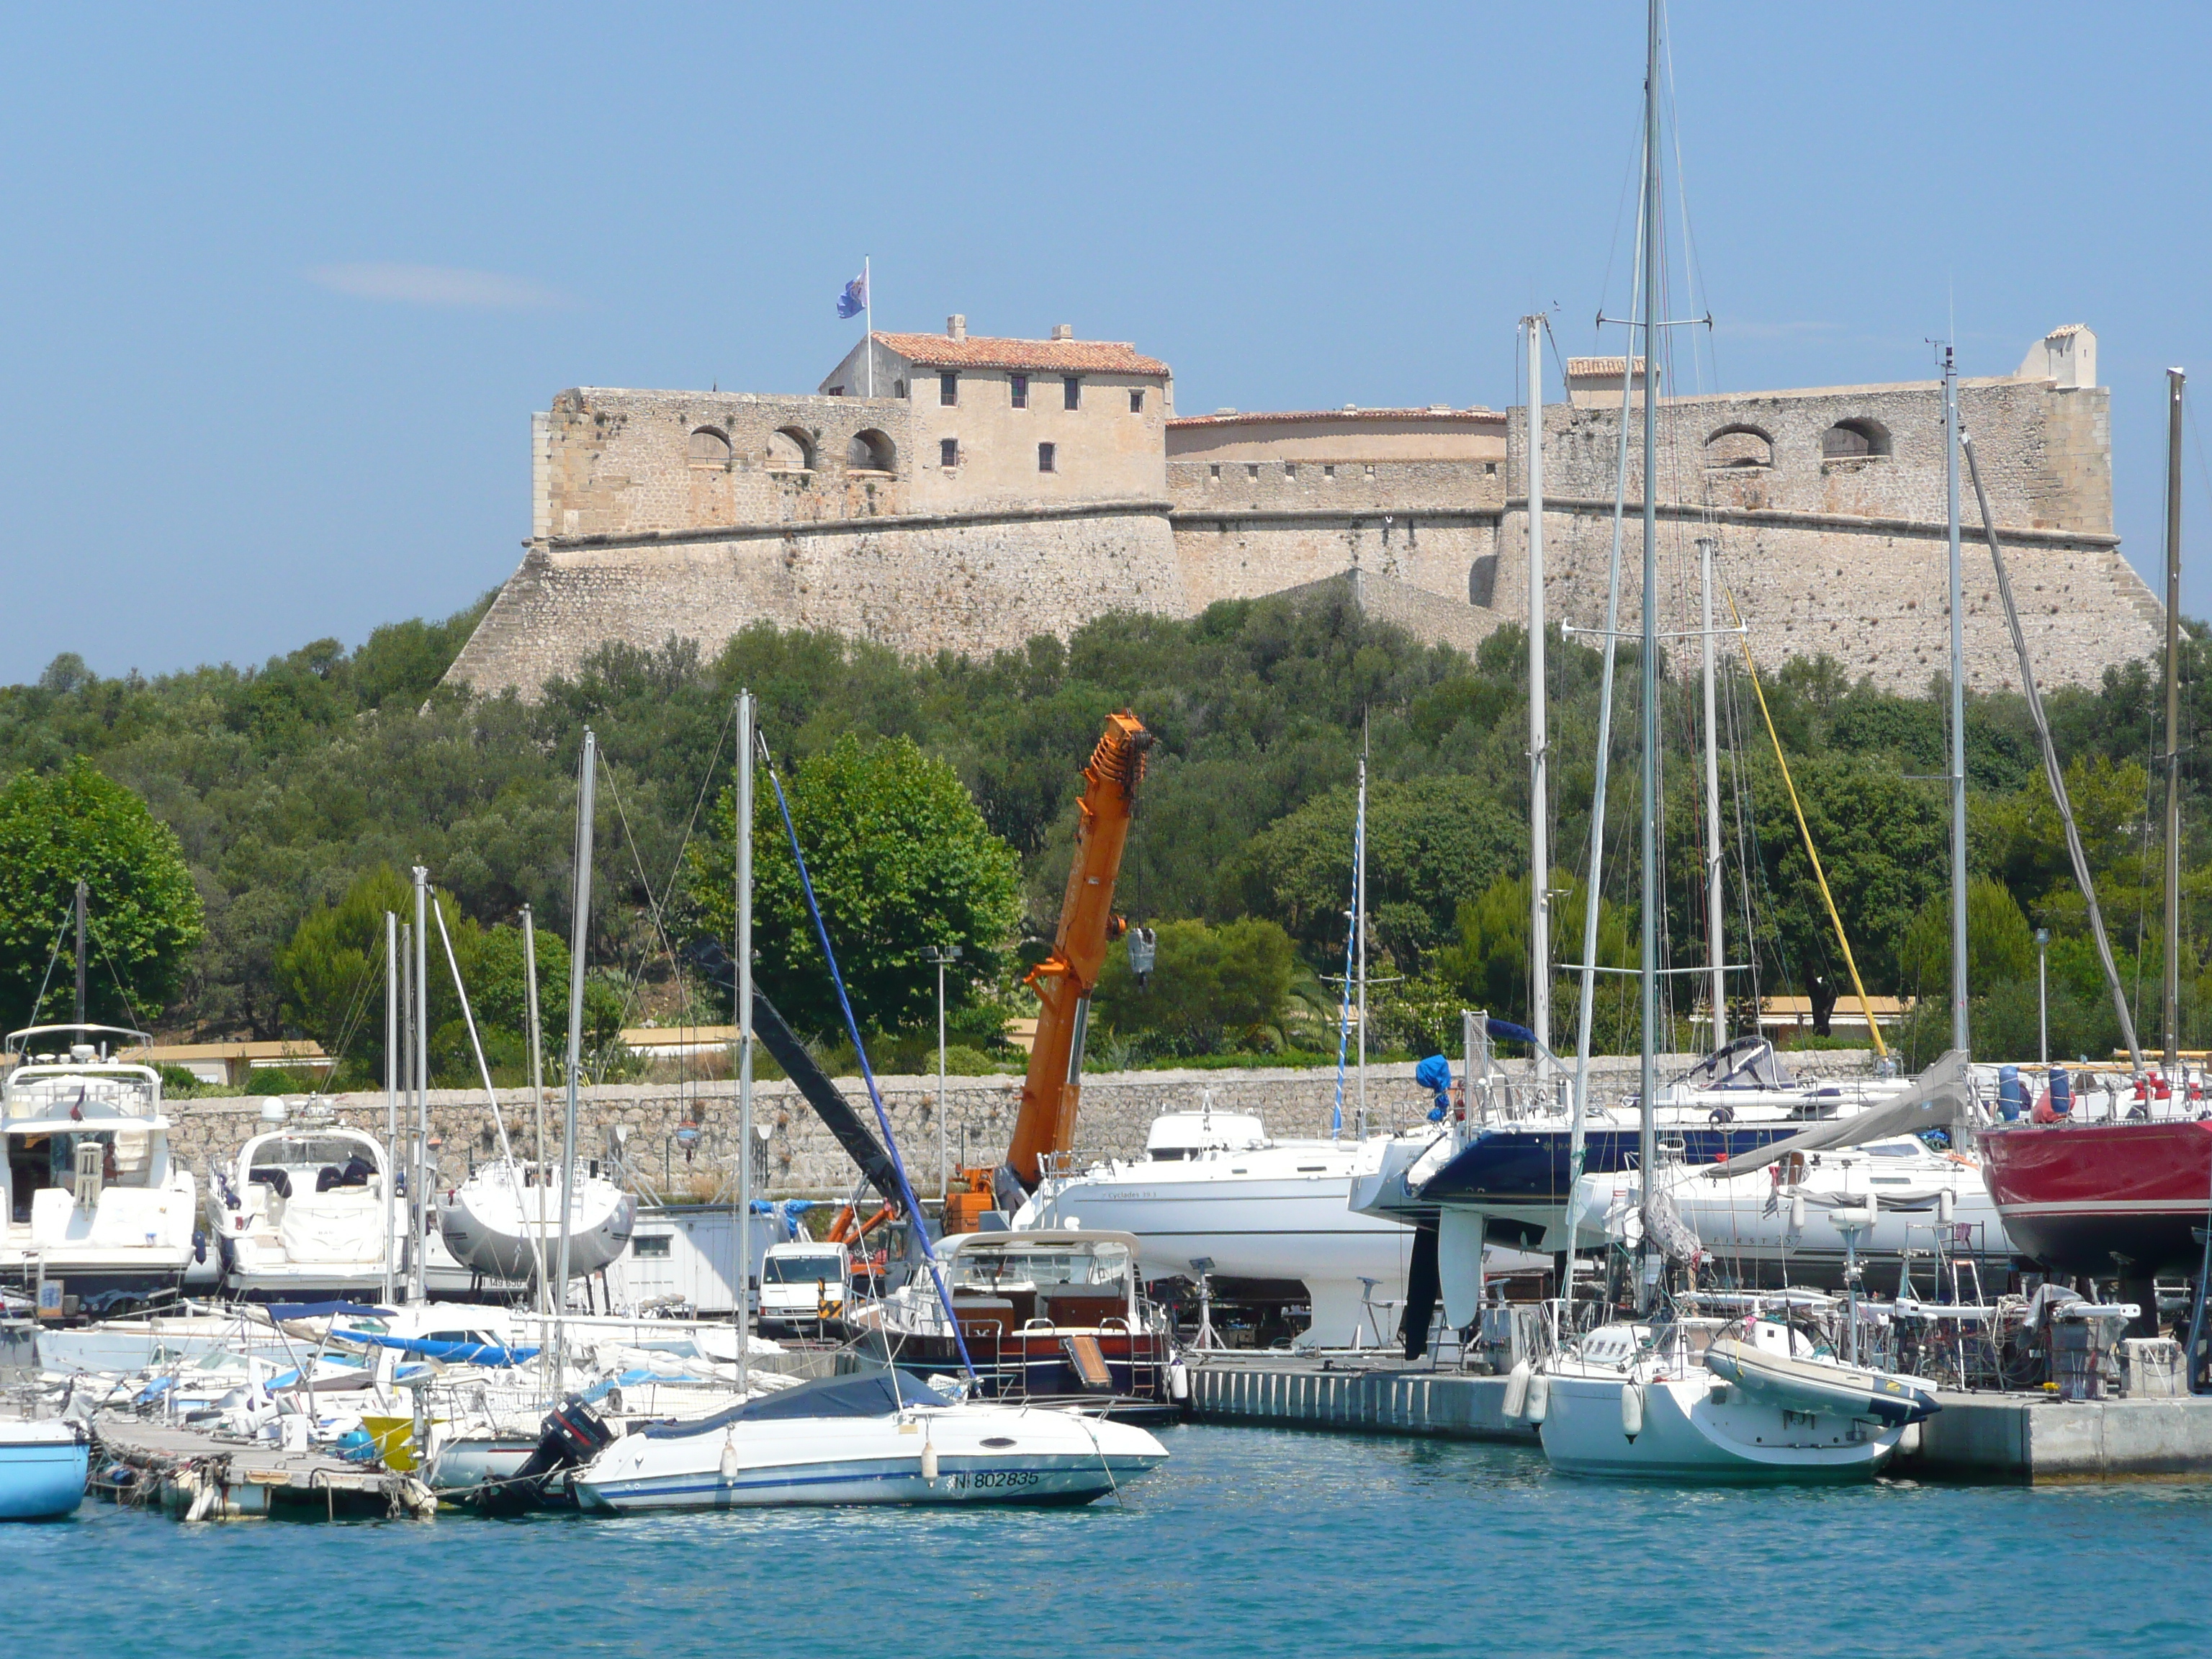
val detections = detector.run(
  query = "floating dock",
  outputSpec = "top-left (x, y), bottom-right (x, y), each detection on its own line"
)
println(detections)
top-left (91, 1415), bottom-right (436, 1520)
top-left (1184, 1354), bottom-right (2212, 1483)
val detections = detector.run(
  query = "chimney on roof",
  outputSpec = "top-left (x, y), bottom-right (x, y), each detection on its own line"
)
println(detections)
top-left (947, 315), bottom-right (966, 341)
top-left (1051, 324), bottom-right (1073, 341)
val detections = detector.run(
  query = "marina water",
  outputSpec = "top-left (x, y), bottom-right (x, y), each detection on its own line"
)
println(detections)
top-left (19, 1424), bottom-right (2210, 1658)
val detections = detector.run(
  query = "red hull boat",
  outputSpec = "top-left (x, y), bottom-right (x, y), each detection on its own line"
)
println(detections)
top-left (1979, 1118), bottom-right (2212, 1274)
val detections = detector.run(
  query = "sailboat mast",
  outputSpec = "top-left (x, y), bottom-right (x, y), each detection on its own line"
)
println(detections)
top-left (1699, 538), bottom-right (1725, 1047)
top-left (1355, 733), bottom-right (1369, 1126)
top-left (1527, 317), bottom-right (1551, 1074)
top-left (383, 909), bottom-right (398, 1308)
top-left (1637, 0), bottom-right (1662, 1257)
top-left (523, 904), bottom-right (547, 1319)
top-left (2166, 368), bottom-right (2185, 1072)
top-left (1946, 346), bottom-right (1969, 1057)
top-left (554, 730), bottom-right (598, 1376)
top-left (411, 870), bottom-right (429, 1304)
top-left (73, 879), bottom-right (86, 1025)
top-left (736, 691), bottom-right (755, 1395)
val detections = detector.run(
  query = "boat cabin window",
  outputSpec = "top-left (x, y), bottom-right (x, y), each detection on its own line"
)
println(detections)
top-left (948, 1241), bottom-right (1131, 1295)
top-left (1865, 1141), bottom-right (1920, 1158)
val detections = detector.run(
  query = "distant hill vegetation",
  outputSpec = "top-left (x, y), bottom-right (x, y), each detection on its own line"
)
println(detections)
top-left (0, 588), bottom-right (2205, 1077)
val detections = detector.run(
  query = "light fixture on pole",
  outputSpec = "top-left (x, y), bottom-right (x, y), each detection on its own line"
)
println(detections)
top-left (923, 944), bottom-right (963, 1202)
top-left (2036, 927), bottom-right (2051, 1067)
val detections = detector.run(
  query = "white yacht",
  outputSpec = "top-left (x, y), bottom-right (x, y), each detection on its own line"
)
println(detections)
top-left (207, 1100), bottom-right (395, 1301)
top-left (437, 1157), bottom-right (636, 1286)
top-left (0, 1025), bottom-right (198, 1313)
top-left (1012, 1107), bottom-right (1424, 1349)
top-left (1531, 1316), bottom-right (1939, 1481)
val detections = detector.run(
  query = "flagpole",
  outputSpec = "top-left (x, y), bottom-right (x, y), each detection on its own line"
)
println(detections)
top-left (864, 255), bottom-right (873, 397)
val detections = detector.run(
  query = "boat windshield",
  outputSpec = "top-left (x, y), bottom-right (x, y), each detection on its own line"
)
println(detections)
top-left (4, 1069), bottom-right (159, 1123)
top-left (248, 1134), bottom-right (376, 1172)
top-left (762, 1254), bottom-right (845, 1285)
top-left (950, 1241), bottom-right (1131, 1293)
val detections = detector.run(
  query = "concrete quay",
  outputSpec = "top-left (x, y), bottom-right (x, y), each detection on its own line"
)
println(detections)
top-left (1184, 1356), bottom-right (2212, 1483)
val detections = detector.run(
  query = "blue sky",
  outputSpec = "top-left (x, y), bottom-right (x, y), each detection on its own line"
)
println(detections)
top-left (4, 2), bottom-right (2208, 685)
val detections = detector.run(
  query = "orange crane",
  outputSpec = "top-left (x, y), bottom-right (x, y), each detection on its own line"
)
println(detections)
top-left (942, 711), bottom-right (1153, 1234)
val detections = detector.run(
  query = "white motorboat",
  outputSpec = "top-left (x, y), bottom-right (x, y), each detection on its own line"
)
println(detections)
top-left (207, 1102), bottom-right (395, 1301)
top-left (0, 1025), bottom-right (199, 1313)
top-left (572, 1369), bottom-right (1166, 1511)
top-left (1530, 1317), bottom-right (1938, 1481)
top-left (1013, 1109), bottom-right (1421, 1349)
top-left (436, 1158), bottom-right (636, 1285)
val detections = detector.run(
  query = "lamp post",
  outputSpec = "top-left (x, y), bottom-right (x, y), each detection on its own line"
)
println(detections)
top-left (2036, 927), bottom-right (2051, 1067)
top-left (923, 945), bottom-right (963, 1200)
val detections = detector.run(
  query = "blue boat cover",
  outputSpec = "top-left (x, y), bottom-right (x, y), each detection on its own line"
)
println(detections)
top-left (340, 1331), bottom-right (540, 1367)
top-left (642, 1369), bottom-right (956, 1439)
top-left (263, 1300), bottom-right (395, 1321)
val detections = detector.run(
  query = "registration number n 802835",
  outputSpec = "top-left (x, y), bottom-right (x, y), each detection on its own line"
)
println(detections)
top-left (950, 1468), bottom-right (1040, 1491)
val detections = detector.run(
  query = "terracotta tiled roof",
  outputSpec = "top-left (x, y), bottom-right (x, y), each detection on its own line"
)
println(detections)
top-left (1168, 407), bottom-right (1502, 428)
top-left (1565, 356), bottom-right (1648, 378)
top-left (872, 332), bottom-right (1169, 377)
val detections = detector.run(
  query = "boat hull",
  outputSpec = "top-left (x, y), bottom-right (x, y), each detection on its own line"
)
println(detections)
top-left (574, 1407), bottom-right (1166, 1513)
top-left (1538, 1373), bottom-right (1902, 1482)
top-left (437, 1179), bottom-right (636, 1282)
top-left (0, 1424), bottom-right (87, 1520)
top-left (1979, 1119), bottom-right (2212, 1274)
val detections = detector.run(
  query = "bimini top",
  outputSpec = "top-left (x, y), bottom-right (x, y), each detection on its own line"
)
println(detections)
top-left (643, 1369), bottom-right (956, 1439)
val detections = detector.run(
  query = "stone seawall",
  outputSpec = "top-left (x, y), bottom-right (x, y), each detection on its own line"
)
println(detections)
top-left (166, 1050), bottom-right (1876, 1200)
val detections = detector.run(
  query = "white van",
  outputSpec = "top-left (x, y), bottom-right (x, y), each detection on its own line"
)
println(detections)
top-left (757, 1240), bottom-right (850, 1330)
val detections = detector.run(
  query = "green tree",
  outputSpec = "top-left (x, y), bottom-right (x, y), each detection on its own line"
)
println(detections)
top-left (0, 759), bottom-right (204, 1026)
top-left (1229, 777), bottom-right (1524, 968)
top-left (688, 734), bottom-right (1021, 1038)
top-left (1093, 917), bottom-right (1295, 1056)
top-left (1896, 876), bottom-right (2038, 1000)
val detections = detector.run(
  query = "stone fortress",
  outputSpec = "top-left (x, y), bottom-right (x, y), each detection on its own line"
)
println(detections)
top-left (444, 320), bottom-right (2162, 698)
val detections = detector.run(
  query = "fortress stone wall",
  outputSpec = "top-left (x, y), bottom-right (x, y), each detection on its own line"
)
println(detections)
top-left (445, 323), bottom-right (2162, 701)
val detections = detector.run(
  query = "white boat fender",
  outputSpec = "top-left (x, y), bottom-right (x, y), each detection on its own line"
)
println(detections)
top-left (718, 1432), bottom-right (739, 1483)
top-left (1525, 1371), bottom-right (1550, 1425)
top-left (1501, 1359), bottom-right (1531, 1420)
top-left (1168, 1362), bottom-right (1189, 1402)
top-left (920, 1439), bottom-right (940, 1482)
top-left (1789, 1194), bottom-right (1807, 1233)
top-left (1620, 1382), bottom-right (1645, 1442)
top-left (1936, 1190), bottom-right (1954, 1226)
top-left (1899, 1421), bottom-right (1923, 1458)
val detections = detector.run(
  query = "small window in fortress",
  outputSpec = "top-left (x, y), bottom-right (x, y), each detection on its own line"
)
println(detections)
top-left (1038, 441), bottom-right (1057, 473)
top-left (940, 372), bottom-right (959, 407)
top-left (688, 427), bottom-right (731, 467)
top-left (1129, 389), bottom-right (1145, 414)
top-left (1706, 425), bottom-right (1773, 469)
top-left (1011, 374), bottom-right (1029, 410)
top-left (1064, 377), bottom-right (1082, 411)
top-left (1284, 463), bottom-right (1296, 479)
top-left (940, 438), bottom-right (959, 469)
top-left (1821, 419), bottom-right (1890, 460)
top-left (1324, 464), bottom-right (1335, 478)
top-left (1246, 464), bottom-right (1259, 481)
top-left (850, 429), bottom-right (896, 472)
top-left (894, 379), bottom-right (908, 400)
top-left (1209, 464), bottom-right (1220, 480)
top-left (766, 426), bottom-right (814, 473)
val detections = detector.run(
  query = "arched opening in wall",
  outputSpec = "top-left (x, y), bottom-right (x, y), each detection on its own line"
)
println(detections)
top-left (766, 426), bottom-right (815, 473)
top-left (688, 427), bottom-right (732, 467)
top-left (1468, 554), bottom-right (1499, 608)
top-left (1820, 418), bottom-right (1891, 460)
top-left (1704, 424), bottom-right (1773, 469)
top-left (848, 429), bottom-right (896, 473)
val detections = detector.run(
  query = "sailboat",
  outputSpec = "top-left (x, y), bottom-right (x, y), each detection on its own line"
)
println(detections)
top-left (1521, 1), bottom-right (1943, 1480)
top-left (435, 732), bottom-right (636, 1291)
top-left (1980, 369), bottom-right (2190, 1281)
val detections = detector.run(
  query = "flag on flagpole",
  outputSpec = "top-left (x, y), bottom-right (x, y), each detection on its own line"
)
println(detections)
top-left (836, 271), bottom-right (868, 320)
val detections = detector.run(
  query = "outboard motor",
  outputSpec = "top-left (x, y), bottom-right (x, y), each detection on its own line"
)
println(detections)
top-left (461, 1397), bottom-right (618, 1516)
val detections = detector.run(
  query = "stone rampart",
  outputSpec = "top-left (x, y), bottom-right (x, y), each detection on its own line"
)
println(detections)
top-left (164, 1052), bottom-right (1876, 1202)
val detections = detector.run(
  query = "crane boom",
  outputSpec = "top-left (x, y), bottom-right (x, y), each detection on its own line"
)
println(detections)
top-left (943, 711), bottom-right (1151, 1232)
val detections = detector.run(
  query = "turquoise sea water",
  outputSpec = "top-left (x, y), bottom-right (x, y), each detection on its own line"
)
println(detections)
top-left (15, 1424), bottom-right (2211, 1659)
